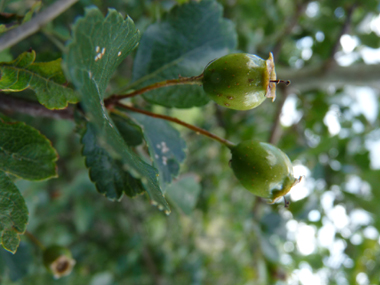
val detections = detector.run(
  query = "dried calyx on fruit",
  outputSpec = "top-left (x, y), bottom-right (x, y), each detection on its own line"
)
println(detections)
top-left (43, 245), bottom-right (76, 279)
top-left (230, 140), bottom-right (302, 204)
top-left (202, 53), bottom-right (289, 110)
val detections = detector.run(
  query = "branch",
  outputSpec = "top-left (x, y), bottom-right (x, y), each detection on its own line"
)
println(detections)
top-left (0, 93), bottom-right (75, 120)
top-left (277, 63), bottom-right (380, 92)
top-left (323, 4), bottom-right (357, 70)
top-left (271, 1), bottom-right (310, 59)
top-left (267, 0), bottom-right (310, 146)
top-left (113, 103), bottom-right (237, 148)
top-left (268, 85), bottom-right (289, 145)
top-left (0, 0), bottom-right (79, 51)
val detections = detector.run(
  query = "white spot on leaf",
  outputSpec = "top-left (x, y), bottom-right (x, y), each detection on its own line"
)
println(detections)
top-left (161, 142), bottom-right (169, 153)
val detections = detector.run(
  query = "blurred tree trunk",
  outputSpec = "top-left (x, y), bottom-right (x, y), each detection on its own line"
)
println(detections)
top-left (277, 64), bottom-right (380, 91)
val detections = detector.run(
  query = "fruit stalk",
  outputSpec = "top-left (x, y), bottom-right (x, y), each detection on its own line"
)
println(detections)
top-left (105, 74), bottom-right (204, 106)
top-left (113, 102), bottom-right (236, 148)
top-left (25, 230), bottom-right (46, 250)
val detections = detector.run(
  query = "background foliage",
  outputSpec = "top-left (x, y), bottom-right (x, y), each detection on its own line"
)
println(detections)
top-left (1, 0), bottom-right (380, 284)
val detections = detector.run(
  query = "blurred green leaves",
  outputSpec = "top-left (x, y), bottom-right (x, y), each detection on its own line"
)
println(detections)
top-left (132, 0), bottom-right (237, 108)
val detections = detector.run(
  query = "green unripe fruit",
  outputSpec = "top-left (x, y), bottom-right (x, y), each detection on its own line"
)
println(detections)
top-left (202, 53), bottom-right (286, 110)
top-left (43, 245), bottom-right (76, 279)
top-left (230, 140), bottom-right (301, 203)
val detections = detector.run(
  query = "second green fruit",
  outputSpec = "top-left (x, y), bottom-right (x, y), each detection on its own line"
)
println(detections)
top-left (230, 140), bottom-right (301, 203)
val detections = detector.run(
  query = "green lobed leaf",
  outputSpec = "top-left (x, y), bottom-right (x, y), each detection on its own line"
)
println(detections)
top-left (81, 122), bottom-right (145, 200)
top-left (0, 118), bottom-right (57, 180)
top-left (132, 0), bottom-right (237, 108)
top-left (128, 112), bottom-right (186, 187)
top-left (165, 175), bottom-right (201, 215)
top-left (0, 50), bottom-right (78, 109)
top-left (0, 171), bottom-right (29, 253)
top-left (65, 7), bottom-right (170, 212)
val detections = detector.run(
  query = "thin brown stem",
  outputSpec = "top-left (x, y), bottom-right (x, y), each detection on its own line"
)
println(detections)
top-left (25, 230), bottom-right (45, 250)
top-left (105, 74), bottom-right (204, 107)
top-left (113, 103), bottom-right (236, 149)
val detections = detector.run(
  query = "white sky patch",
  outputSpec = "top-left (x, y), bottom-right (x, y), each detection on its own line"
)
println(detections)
top-left (349, 209), bottom-right (372, 228)
top-left (365, 139), bottom-right (380, 169)
top-left (327, 205), bottom-right (350, 230)
top-left (296, 223), bottom-right (317, 255)
top-left (302, 48), bottom-right (313, 60)
top-left (370, 13), bottom-right (380, 36)
top-left (340, 34), bottom-right (359, 53)
top-left (305, 2), bottom-right (319, 18)
top-left (344, 175), bottom-right (372, 197)
top-left (344, 175), bottom-right (362, 194)
top-left (308, 210), bottom-right (321, 222)
top-left (316, 31), bottom-right (325, 42)
top-left (335, 51), bottom-right (360, 66)
top-left (292, 262), bottom-right (325, 285)
top-left (356, 272), bottom-right (370, 285)
top-left (296, 36), bottom-right (313, 49)
top-left (318, 219), bottom-right (336, 248)
top-left (348, 87), bottom-right (379, 123)
top-left (321, 191), bottom-right (335, 212)
top-left (290, 163), bottom-right (312, 201)
top-left (365, 129), bottom-right (380, 169)
top-left (280, 95), bottom-right (303, 127)
top-left (360, 47), bottom-right (380, 64)
top-left (325, 239), bottom-right (347, 269)
top-left (363, 226), bottom-right (379, 240)
top-left (323, 105), bottom-right (341, 136)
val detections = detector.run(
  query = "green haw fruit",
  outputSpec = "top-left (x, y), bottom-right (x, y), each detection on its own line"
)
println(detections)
top-left (43, 245), bottom-right (76, 279)
top-left (230, 140), bottom-right (301, 204)
top-left (202, 53), bottom-right (289, 110)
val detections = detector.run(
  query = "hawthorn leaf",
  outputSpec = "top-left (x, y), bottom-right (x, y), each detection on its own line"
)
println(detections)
top-left (0, 171), bottom-right (29, 254)
top-left (132, 0), bottom-right (237, 108)
top-left (0, 50), bottom-right (78, 109)
top-left (0, 119), bottom-right (57, 180)
top-left (165, 175), bottom-right (201, 215)
top-left (81, 122), bottom-right (145, 200)
top-left (128, 112), bottom-right (186, 187)
top-left (65, 7), bottom-right (170, 212)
